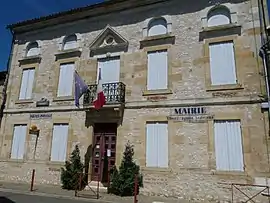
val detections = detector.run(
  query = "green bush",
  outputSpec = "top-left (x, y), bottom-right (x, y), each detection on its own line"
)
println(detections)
top-left (60, 145), bottom-right (85, 190)
top-left (108, 141), bottom-right (143, 196)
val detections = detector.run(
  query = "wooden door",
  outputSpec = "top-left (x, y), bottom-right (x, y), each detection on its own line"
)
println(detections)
top-left (91, 123), bottom-right (117, 182)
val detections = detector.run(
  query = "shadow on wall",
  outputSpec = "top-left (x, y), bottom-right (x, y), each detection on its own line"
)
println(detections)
top-left (84, 144), bottom-right (93, 183)
top-left (16, 0), bottom-right (247, 44)
top-left (0, 197), bottom-right (16, 203)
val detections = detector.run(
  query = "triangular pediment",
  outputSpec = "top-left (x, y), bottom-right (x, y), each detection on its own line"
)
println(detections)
top-left (90, 25), bottom-right (128, 56)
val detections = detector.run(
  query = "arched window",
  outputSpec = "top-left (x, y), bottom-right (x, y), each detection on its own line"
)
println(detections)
top-left (148, 18), bottom-right (168, 37)
top-left (207, 6), bottom-right (231, 27)
top-left (26, 42), bottom-right (39, 57)
top-left (63, 34), bottom-right (77, 50)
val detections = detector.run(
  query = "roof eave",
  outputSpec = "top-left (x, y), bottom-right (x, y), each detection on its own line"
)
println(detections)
top-left (7, 0), bottom-right (168, 34)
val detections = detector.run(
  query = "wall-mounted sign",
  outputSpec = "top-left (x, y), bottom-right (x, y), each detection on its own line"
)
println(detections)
top-left (168, 106), bottom-right (214, 123)
top-left (36, 98), bottom-right (50, 107)
top-left (30, 113), bottom-right (52, 120)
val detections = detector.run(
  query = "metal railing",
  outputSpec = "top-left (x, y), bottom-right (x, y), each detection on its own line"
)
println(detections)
top-left (83, 82), bottom-right (126, 106)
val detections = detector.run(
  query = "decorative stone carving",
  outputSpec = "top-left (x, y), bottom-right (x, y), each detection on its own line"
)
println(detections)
top-left (36, 97), bottom-right (50, 107)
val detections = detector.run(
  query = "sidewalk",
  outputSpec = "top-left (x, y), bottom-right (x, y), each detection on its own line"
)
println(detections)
top-left (0, 181), bottom-right (189, 203)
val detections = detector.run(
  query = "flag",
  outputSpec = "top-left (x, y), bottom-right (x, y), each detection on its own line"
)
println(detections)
top-left (74, 71), bottom-right (88, 107)
top-left (93, 69), bottom-right (106, 109)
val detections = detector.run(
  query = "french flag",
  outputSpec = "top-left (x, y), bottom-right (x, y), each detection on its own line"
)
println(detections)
top-left (93, 68), bottom-right (106, 109)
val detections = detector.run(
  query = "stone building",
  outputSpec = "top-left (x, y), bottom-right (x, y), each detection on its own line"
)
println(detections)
top-left (1, 0), bottom-right (270, 201)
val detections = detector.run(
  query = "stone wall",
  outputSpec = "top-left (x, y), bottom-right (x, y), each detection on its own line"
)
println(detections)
top-left (1, 0), bottom-right (269, 202)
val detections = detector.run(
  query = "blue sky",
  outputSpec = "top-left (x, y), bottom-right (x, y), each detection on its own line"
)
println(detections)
top-left (0, 0), bottom-right (103, 71)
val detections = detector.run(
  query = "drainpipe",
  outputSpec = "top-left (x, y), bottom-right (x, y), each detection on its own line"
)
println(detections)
top-left (0, 29), bottom-right (15, 126)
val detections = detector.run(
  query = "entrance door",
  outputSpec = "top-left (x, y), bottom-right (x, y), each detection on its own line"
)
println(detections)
top-left (91, 123), bottom-right (117, 182)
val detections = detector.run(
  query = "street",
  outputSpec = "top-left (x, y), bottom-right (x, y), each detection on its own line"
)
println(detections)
top-left (0, 191), bottom-right (93, 203)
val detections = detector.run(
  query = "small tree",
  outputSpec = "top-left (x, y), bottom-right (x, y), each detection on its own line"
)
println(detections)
top-left (61, 145), bottom-right (85, 190)
top-left (108, 141), bottom-right (143, 196)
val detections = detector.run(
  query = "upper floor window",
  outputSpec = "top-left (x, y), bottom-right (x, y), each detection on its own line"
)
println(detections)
top-left (207, 6), bottom-right (231, 27)
top-left (26, 42), bottom-right (39, 57)
top-left (63, 34), bottom-right (77, 50)
top-left (148, 18), bottom-right (168, 37)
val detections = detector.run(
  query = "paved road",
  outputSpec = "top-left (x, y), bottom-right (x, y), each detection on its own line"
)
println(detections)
top-left (0, 191), bottom-right (95, 203)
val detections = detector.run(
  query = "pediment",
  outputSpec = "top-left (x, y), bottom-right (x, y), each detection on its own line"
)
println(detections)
top-left (90, 25), bottom-right (128, 56)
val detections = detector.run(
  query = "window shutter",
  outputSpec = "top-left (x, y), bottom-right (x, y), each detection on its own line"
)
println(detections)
top-left (214, 120), bottom-right (244, 171)
top-left (51, 124), bottom-right (69, 162)
top-left (146, 124), bottom-right (158, 167)
top-left (11, 125), bottom-right (26, 159)
top-left (157, 123), bottom-right (168, 167)
top-left (51, 125), bottom-right (60, 161)
top-left (25, 69), bottom-right (35, 99)
top-left (19, 69), bottom-right (35, 100)
top-left (97, 57), bottom-right (120, 84)
top-left (209, 42), bottom-right (237, 85)
top-left (147, 51), bottom-right (168, 90)
top-left (57, 63), bottom-right (74, 97)
top-left (58, 125), bottom-right (69, 162)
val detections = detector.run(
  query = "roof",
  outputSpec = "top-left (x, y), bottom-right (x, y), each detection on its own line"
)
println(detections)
top-left (7, 0), bottom-right (167, 34)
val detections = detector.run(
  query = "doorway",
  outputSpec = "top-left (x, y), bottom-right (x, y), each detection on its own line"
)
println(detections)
top-left (91, 123), bottom-right (117, 182)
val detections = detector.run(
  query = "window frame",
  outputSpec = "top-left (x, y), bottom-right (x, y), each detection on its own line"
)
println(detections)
top-left (145, 121), bottom-right (169, 168)
top-left (62, 34), bottom-right (78, 51)
top-left (147, 17), bottom-right (168, 37)
top-left (26, 42), bottom-right (40, 57)
top-left (204, 35), bottom-right (243, 91)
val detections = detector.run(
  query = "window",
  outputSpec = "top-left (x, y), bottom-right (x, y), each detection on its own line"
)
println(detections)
top-left (146, 122), bottom-right (168, 168)
top-left (148, 18), bottom-right (167, 36)
top-left (57, 63), bottom-right (75, 97)
top-left (11, 125), bottom-right (27, 159)
top-left (209, 41), bottom-right (237, 85)
top-left (97, 57), bottom-right (120, 83)
top-left (50, 124), bottom-right (69, 162)
top-left (214, 120), bottom-right (244, 171)
top-left (26, 42), bottom-right (39, 57)
top-left (19, 68), bottom-right (35, 100)
top-left (147, 50), bottom-right (168, 90)
top-left (207, 7), bottom-right (231, 27)
top-left (63, 35), bottom-right (77, 50)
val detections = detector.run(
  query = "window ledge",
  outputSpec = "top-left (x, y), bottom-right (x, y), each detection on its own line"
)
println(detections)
top-left (46, 161), bottom-right (65, 167)
top-left (141, 167), bottom-right (172, 173)
top-left (55, 48), bottom-right (82, 59)
top-left (199, 24), bottom-right (241, 41)
top-left (140, 34), bottom-right (175, 48)
top-left (15, 99), bottom-right (34, 104)
top-left (206, 84), bottom-right (243, 92)
top-left (53, 96), bottom-right (74, 102)
top-left (19, 55), bottom-right (41, 65)
top-left (212, 170), bottom-right (247, 177)
top-left (8, 159), bottom-right (25, 163)
top-left (143, 89), bottom-right (172, 96)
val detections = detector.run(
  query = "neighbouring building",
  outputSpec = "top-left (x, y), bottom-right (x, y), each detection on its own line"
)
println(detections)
top-left (1, 0), bottom-right (270, 201)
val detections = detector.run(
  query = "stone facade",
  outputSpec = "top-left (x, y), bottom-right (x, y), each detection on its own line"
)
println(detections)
top-left (1, 0), bottom-right (270, 202)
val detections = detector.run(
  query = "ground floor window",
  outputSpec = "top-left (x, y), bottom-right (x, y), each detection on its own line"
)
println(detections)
top-left (50, 124), bottom-right (69, 162)
top-left (11, 124), bottom-right (27, 159)
top-left (214, 120), bottom-right (244, 171)
top-left (146, 122), bottom-right (168, 168)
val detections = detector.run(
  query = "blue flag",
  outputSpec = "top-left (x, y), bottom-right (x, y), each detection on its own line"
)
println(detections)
top-left (74, 71), bottom-right (88, 107)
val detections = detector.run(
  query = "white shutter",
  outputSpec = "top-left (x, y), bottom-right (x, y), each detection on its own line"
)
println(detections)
top-left (214, 120), bottom-right (244, 171)
top-left (51, 124), bottom-right (69, 162)
top-left (146, 124), bottom-right (157, 167)
top-left (147, 51), bottom-right (168, 90)
top-left (25, 69), bottom-right (35, 99)
top-left (19, 69), bottom-right (35, 100)
top-left (209, 42), bottom-right (237, 85)
top-left (57, 63), bottom-right (74, 97)
top-left (11, 125), bottom-right (27, 159)
top-left (97, 57), bottom-right (120, 84)
top-left (146, 123), bottom-right (168, 168)
top-left (58, 125), bottom-right (69, 162)
top-left (148, 19), bottom-right (167, 36)
top-left (157, 123), bottom-right (168, 167)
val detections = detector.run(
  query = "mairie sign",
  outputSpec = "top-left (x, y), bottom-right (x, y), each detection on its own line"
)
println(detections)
top-left (168, 107), bottom-right (214, 123)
